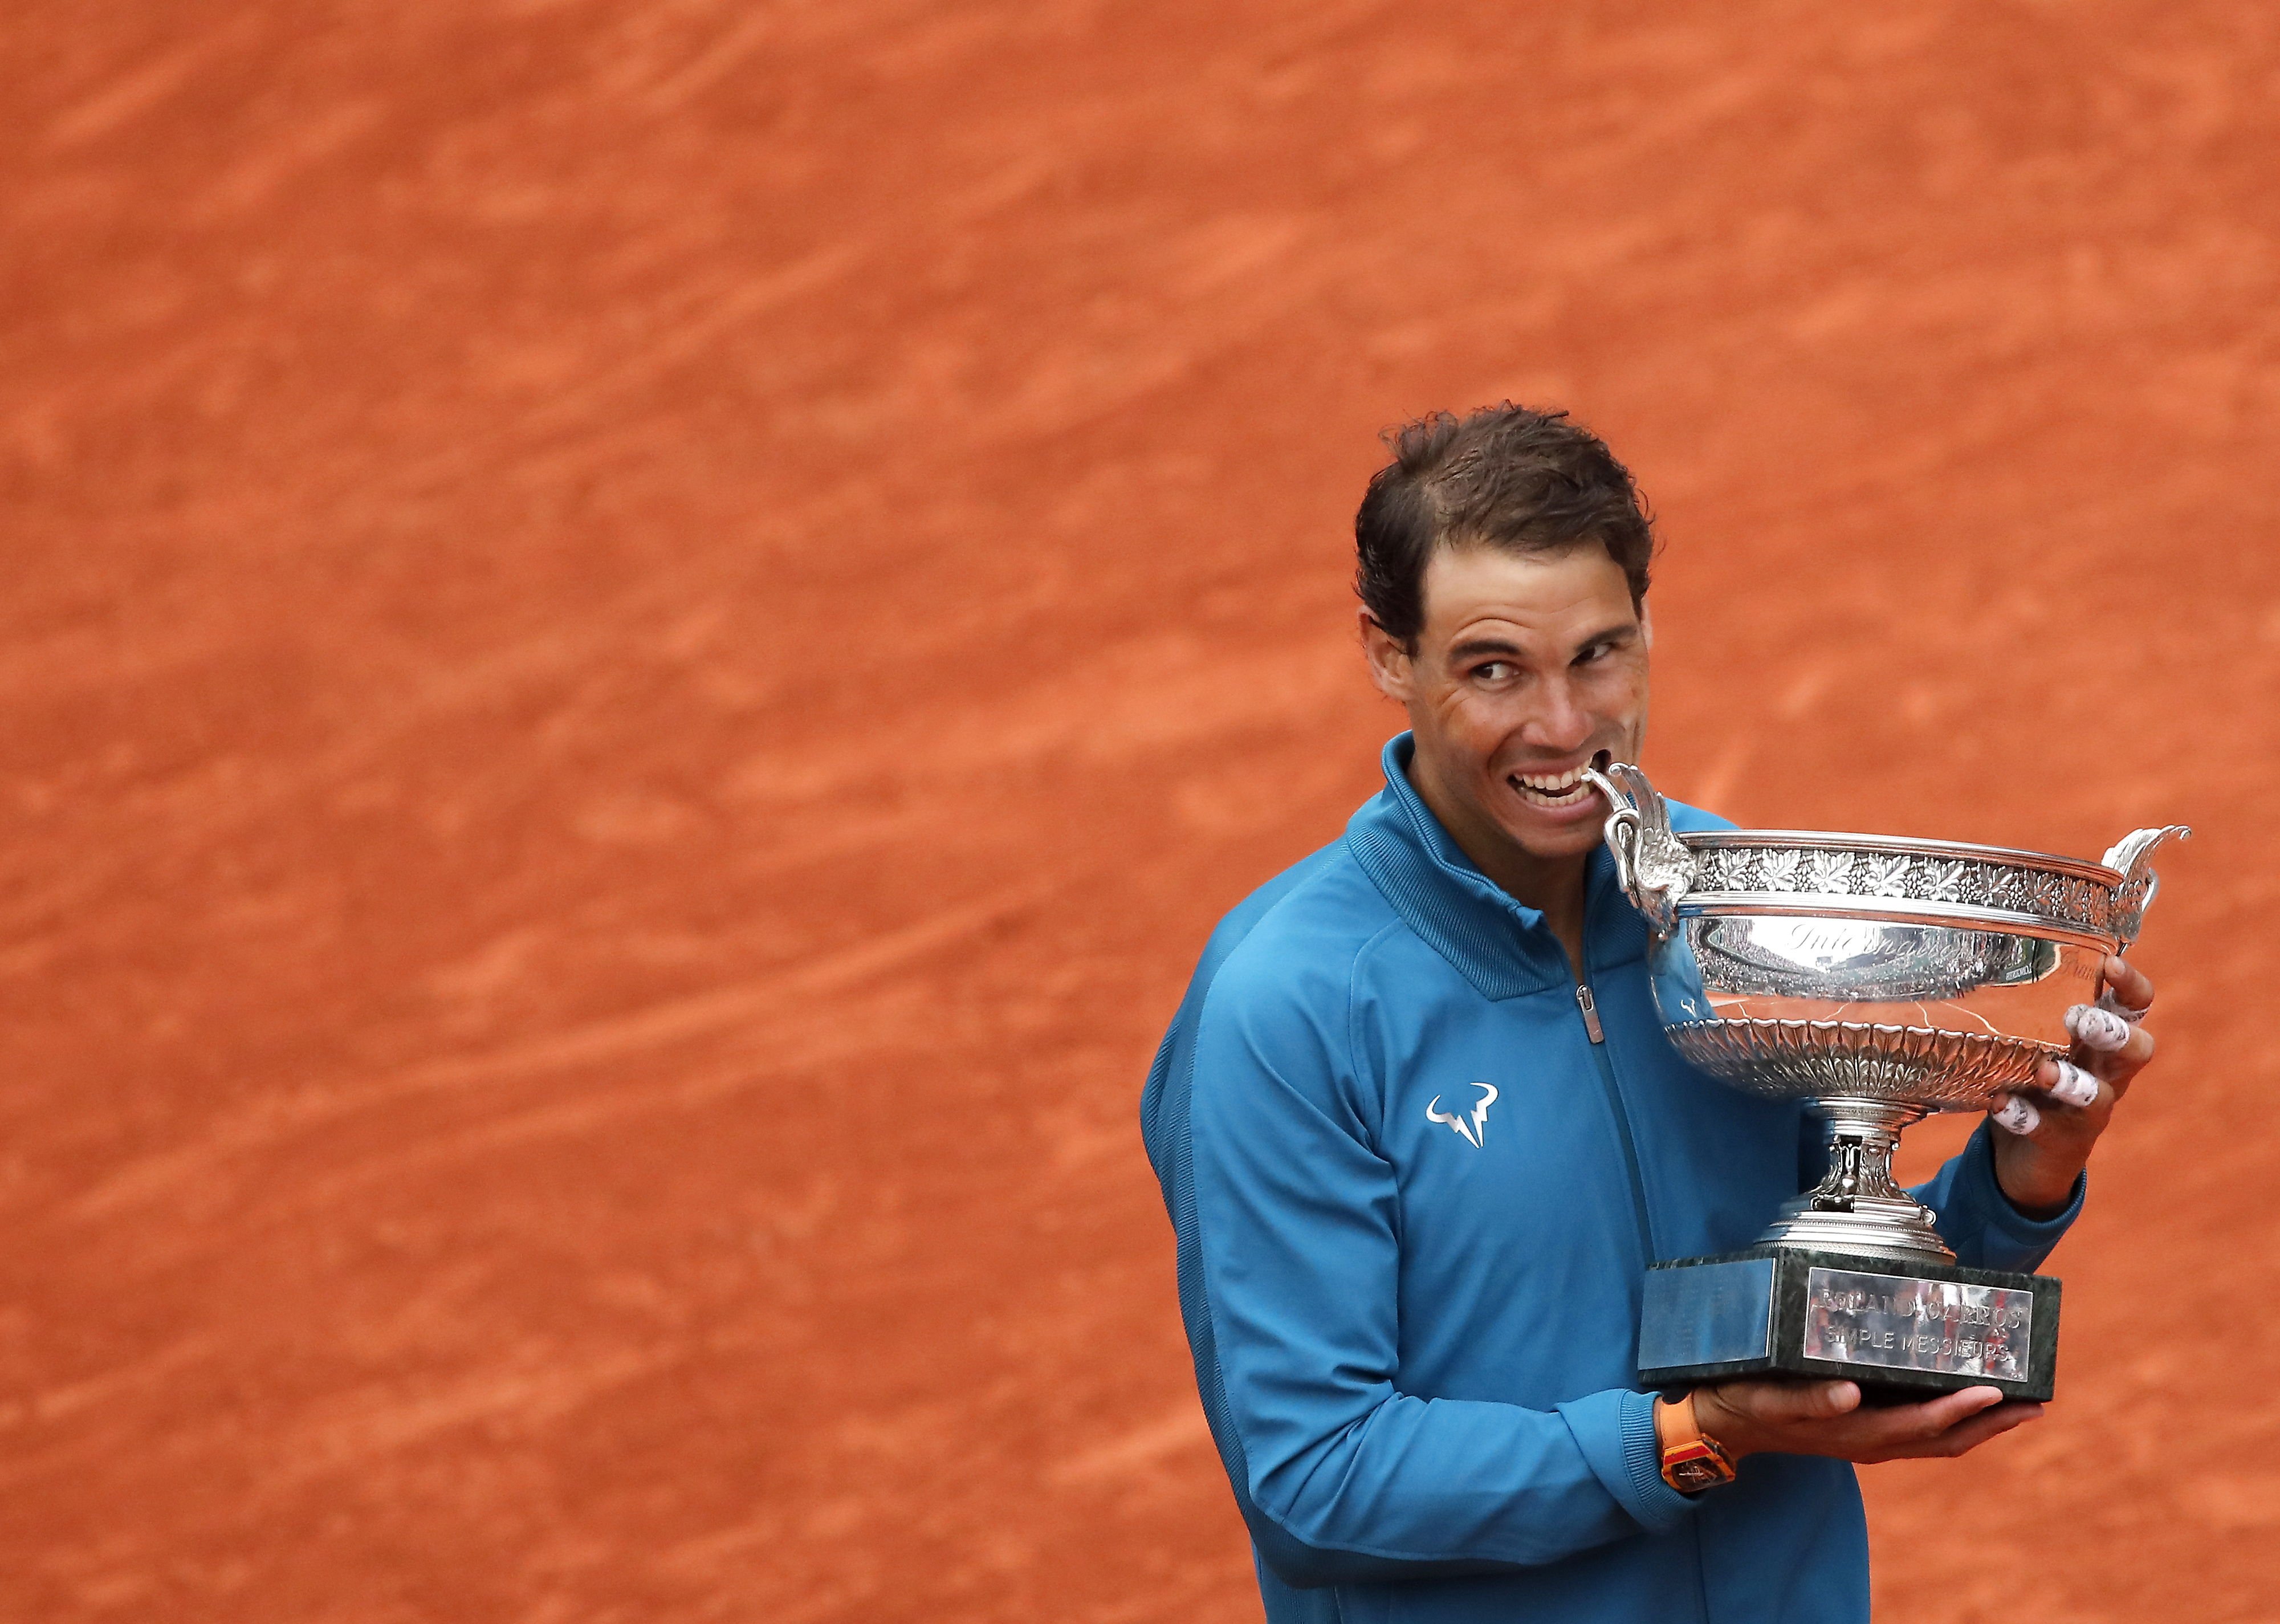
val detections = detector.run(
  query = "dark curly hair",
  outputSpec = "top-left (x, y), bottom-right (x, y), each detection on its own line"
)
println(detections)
top-left (1354, 404), bottom-right (1656, 649)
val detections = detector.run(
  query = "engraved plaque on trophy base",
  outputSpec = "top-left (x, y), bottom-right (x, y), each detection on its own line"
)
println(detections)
top-left (1636, 1247), bottom-right (2060, 1403)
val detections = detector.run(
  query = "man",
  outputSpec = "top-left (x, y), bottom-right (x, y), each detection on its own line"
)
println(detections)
top-left (1139, 405), bottom-right (2158, 1622)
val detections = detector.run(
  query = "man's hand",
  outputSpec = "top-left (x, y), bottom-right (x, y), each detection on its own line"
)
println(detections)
top-left (1985, 955), bottom-right (2159, 1217)
top-left (1692, 1378), bottom-right (2041, 1464)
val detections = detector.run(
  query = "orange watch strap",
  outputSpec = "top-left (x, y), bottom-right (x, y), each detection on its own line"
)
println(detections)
top-left (1655, 1391), bottom-right (1704, 1451)
top-left (1655, 1392), bottom-right (1737, 1492)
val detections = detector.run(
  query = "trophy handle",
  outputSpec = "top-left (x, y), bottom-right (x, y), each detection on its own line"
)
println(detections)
top-left (1581, 762), bottom-right (1696, 938)
top-left (2101, 824), bottom-right (2192, 951)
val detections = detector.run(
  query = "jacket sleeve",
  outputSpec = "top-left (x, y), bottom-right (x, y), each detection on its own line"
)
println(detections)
top-left (1186, 960), bottom-right (1698, 1581)
top-left (1910, 1121), bottom-right (2084, 1273)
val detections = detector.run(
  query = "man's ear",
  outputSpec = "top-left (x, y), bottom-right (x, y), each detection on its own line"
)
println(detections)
top-left (1639, 600), bottom-right (1654, 650)
top-left (1359, 608), bottom-right (1412, 702)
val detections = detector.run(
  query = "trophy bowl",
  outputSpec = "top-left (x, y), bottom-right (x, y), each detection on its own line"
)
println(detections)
top-left (1583, 762), bottom-right (2188, 1398)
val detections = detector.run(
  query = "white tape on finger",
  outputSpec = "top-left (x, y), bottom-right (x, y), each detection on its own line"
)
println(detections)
top-left (2065, 1004), bottom-right (2132, 1053)
top-left (1992, 1095), bottom-right (2041, 1135)
top-left (2048, 1060), bottom-right (2099, 1108)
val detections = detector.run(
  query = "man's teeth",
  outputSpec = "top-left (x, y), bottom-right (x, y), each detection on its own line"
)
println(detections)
top-left (1513, 767), bottom-right (1591, 803)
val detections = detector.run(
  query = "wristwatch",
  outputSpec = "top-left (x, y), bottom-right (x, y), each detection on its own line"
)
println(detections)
top-left (1654, 1393), bottom-right (1738, 1493)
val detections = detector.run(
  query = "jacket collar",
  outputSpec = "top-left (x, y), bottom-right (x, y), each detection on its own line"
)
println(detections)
top-left (1344, 733), bottom-right (1650, 1000)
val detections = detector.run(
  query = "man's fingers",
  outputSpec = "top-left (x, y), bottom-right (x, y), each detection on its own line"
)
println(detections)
top-left (1708, 1381), bottom-right (2036, 1464)
top-left (1802, 1379), bottom-right (1860, 1420)
top-left (1756, 1379), bottom-right (1859, 1423)
top-left (1892, 1385), bottom-right (2005, 1438)
top-left (1915, 1399), bottom-right (2043, 1459)
top-left (1717, 1378), bottom-right (1859, 1426)
top-left (2101, 954), bottom-right (2155, 1014)
top-left (2065, 1003), bottom-right (2133, 1053)
top-left (2061, 1012), bottom-right (2155, 1104)
top-left (1933, 1395), bottom-right (2043, 1459)
top-left (1849, 1387), bottom-right (2014, 1457)
top-left (2041, 1057), bottom-right (2101, 1108)
top-left (1991, 1094), bottom-right (2041, 1135)
top-left (1839, 1385), bottom-right (2004, 1448)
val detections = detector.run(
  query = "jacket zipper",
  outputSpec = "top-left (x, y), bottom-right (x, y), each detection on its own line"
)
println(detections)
top-left (1574, 985), bottom-right (1606, 1043)
top-left (1574, 972), bottom-right (1656, 1264)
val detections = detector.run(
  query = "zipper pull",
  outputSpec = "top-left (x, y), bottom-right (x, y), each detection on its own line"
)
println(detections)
top-left (1575, 984), bottom-right (1606, 1044)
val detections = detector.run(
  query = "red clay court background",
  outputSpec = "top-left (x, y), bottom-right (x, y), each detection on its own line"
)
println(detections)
top-left (6, 5), bottom-right (2277, 1619)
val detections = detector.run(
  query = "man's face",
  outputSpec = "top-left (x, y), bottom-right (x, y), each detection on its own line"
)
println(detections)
top-left (1363, 543), bottom-right (1650, 869)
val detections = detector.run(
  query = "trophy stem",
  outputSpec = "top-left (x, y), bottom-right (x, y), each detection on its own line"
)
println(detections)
top-left (1754, 1097), bottom-right (1956, 1265)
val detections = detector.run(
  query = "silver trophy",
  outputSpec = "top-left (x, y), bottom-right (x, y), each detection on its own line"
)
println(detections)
top-left (1582, 762), bottom-right (2187, 1400)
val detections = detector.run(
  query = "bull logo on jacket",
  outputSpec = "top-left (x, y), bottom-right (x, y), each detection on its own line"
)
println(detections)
top-left (1424, 1082), bottom-right (1498, 1149)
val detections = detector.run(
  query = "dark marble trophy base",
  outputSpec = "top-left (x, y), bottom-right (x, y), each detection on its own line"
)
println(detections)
top-left (1636, 1247), bottom-right (2060, 1403)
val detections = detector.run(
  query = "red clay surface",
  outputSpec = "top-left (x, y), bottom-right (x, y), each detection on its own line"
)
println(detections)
top-left (4, 3), bottom-right (2277, 1619)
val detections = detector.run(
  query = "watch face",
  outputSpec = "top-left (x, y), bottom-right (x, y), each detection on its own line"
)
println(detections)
top-left (1670, 1458), bottom-right (1724, 1492)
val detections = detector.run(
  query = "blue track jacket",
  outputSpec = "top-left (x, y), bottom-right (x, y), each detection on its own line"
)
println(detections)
top-left (1141, 735), bottom-right (2082, 1623)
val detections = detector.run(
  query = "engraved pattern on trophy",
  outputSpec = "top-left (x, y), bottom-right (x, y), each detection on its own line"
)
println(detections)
top-left (1686, 836), bottom-right (2121, 938)
top-left (1667, 1020), bottom-right (2049, 1107)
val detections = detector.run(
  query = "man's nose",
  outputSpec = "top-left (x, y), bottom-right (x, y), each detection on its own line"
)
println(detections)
top-left (1520, 678), bottom-right (1595, 751)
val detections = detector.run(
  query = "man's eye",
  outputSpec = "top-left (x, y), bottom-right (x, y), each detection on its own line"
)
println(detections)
top-left (1475, 662), bottom-right (1513, 682)
top-left (1575, 644), bottom-right (1610, 665)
